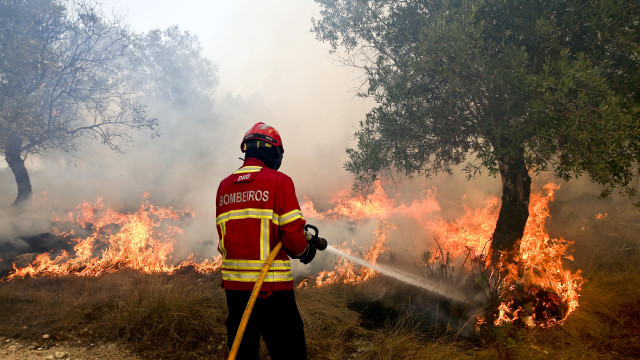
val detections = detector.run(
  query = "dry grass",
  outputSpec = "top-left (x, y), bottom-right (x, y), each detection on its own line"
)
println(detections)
top-left (0, 247), bottom-right (639, 360)
top-left (105, 272), bottom-right (228, 359)
top-left (0, 270), bottom-right (229, 359)
top-left (515, 261), bottom-right (640, 359)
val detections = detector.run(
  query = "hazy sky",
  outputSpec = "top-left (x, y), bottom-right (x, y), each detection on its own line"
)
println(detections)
top-left (98, 0), bottom-right (373, 189)
top-left (0, 0), bottom-right (377, 252)
top-left (0, 1), bottom-right (374, 203)
top-left (101, 1), bottom-right (344, 94)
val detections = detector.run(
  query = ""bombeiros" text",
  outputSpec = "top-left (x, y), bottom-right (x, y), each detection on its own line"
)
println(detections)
top-left (219, 190), bottom-right (270, 205)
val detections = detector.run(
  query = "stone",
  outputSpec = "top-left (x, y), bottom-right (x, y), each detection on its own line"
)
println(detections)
top-left (54, 351), bottom-right (69, 359)
top-left (42, 334), bottom-right (51, 339)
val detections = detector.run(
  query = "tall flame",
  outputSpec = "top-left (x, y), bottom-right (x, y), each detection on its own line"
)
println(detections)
top-left (493, 183), bottom-right (583, 327)
top-left (301, 181), bottom-right (583, 327)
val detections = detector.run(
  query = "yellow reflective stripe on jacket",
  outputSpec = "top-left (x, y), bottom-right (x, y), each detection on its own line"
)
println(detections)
top-left (222, 259), bottom-right (291, 270)
top-left (233, 166), bottom-right (263, 174)
top-left (279, 209), bottom-right (304, 226)
top-left (222, 270), bottom-right (293, 282)
top-left (260, 218), bottom-right (270, 260)
top-left (216, 208), bottom-right (274, 225)
top-left (218, 222), bottom-right (227, 258)
top-left (216, 207), bottom-right (304, 264)
top-left (216, 208), bottom-right (304, 226)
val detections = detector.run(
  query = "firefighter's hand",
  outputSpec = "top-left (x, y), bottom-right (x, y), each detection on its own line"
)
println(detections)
top-left (305, 230), bottom-right (328, 251)
top-left (298, 241), bottom-right (317, 264)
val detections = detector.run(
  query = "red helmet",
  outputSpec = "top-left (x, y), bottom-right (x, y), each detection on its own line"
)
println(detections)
top-left (240, 122), bottom-right (284, 153)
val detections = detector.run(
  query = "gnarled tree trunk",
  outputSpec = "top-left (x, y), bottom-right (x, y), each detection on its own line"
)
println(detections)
top-left (490, 149), bottom-right (531, 265)
top-left (5, 135), bottom-right (32, 206)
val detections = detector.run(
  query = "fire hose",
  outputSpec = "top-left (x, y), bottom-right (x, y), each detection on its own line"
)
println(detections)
top-left (228, 224), bottom-right (327, 360)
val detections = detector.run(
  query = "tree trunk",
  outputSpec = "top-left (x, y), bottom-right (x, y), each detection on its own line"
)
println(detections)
top-left (490, 150), bottom-right (531, 265)
top-left (5, 135), bottom-right (32, 206)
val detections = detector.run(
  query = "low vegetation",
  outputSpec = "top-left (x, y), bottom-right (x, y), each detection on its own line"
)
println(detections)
top-left (1, 241), bottom-right (639, 360)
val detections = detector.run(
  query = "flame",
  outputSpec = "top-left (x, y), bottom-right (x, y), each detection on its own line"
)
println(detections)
top-left (300, 182), bottom-right (440, 221)
top-left (492, 183), bottom-right (583, 327)
top-left (6, 179), bottom-right (584, 328)
top-left (427, 195), bottom-right (499, 260)
top-left (5, 197), bottom-right (220, 280)
top-left (595, 212), bottom-right (608, 220)
top-left (299, 181), bottom-right (435, 287)
top-left (301, 181), bottom-right (583, 328)
top-left (308, 222), bottom-right (393, 287)
top-left (300, 183), bottom-right (393, 220)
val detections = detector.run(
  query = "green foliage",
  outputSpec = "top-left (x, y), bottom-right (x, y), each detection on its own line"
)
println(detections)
top-left (314, 0), bottom-right (640, 203)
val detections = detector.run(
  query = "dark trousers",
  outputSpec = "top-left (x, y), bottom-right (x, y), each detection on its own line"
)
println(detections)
top-left (225, 289), bottom-right (307, 360)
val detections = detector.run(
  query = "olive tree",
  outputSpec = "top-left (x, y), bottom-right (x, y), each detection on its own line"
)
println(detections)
top-left (312, 0), bottom-right (640, 263)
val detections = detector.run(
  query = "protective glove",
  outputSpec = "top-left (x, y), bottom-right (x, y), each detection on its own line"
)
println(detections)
top-left (305, 228), bottom-right (328, 251)
top-left (296, 225), bottom-right (327, 264)
top-left (298, 239), bottom-right (317, 264)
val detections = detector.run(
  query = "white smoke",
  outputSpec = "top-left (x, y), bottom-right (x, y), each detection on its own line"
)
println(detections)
top-left (1, 1), bottom-right (638, 274)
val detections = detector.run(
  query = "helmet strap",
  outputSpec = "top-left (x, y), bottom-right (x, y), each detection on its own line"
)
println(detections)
top-left (244, 141), bottom-right (283, 170)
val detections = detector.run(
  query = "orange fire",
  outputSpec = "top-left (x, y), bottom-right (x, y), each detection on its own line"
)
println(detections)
top-left (299, 181), bottom-right (436, 287)
top-left (301, 182), bottom-right (440, 221)
top-left (427, 195), bottom-right (499, 260)
top-left (301, 181), bottom-right (583, 327)
top-left (5, 196), bottom-right (220, 280)
top-left (595, 212), bottom-right (608, 220)
top-left (493, 183), bottom-right (583, 327)
top-left (5, 179), bottom-right (584, 328)
top-left (309, 222), bottom-right (393, 287)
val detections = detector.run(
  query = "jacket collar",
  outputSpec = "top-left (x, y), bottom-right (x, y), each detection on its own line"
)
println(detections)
top-left (242, 157), bottom-right (267, 168)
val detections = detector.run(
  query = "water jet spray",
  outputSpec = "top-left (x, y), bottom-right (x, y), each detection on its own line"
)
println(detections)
top-left (325, 245), bottom-right (467, 303)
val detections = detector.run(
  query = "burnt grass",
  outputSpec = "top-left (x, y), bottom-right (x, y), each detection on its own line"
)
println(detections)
top-left (1, 259), bottom-right (639, 360)
top-left (344, 276), bottom-right (479, 337)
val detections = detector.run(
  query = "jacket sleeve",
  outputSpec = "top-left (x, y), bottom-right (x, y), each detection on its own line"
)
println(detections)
top-left (276, 174), bottom-right (308, 257)
top-left (215, 184), bottom-right (224, 255)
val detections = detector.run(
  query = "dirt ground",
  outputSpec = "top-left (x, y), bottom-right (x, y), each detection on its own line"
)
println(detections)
top-left (0, 337), bottom-right (141, 360)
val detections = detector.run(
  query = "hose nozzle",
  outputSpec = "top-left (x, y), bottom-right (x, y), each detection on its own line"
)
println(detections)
top-left (304, 224), bottom-right (327, 251)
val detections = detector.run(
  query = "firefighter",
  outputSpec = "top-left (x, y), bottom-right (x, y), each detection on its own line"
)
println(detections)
top-left (216, 122), bottom-right (317, 360)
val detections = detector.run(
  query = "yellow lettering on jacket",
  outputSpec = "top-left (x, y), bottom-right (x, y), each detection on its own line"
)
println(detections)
top-left (220, 190), bottom-right (269, 206)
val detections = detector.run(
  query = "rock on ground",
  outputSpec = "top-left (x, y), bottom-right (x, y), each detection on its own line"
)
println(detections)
top-left (0, 338), bottom-right (141, 360)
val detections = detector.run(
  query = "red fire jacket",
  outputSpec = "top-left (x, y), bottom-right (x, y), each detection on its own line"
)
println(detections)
top-left (216, 158), bottom-right (309, 291)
